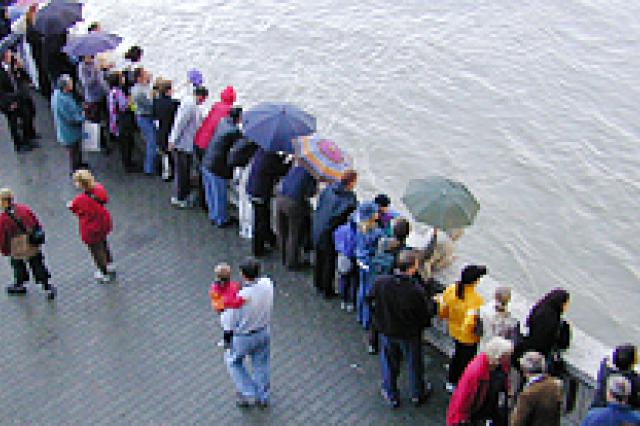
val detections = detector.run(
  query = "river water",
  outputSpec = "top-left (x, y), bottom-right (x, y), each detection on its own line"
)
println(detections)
top-left (82, 0), bottom-right (639, 347)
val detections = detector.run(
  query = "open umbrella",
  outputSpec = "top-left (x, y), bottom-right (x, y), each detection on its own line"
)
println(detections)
top-left (63, 32), bottom-right (121, 57)
top-left (34, 0), bottom-right (82, 35)
top-left (293, 135), bottom-right (352, 182)
top-left (242, 102), bottom-right (316, 153)
top-left (401, 176), bottom-right (480, 231)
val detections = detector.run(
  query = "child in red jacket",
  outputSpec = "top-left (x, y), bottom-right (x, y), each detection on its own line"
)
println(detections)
top-left (209, 263), bottom-right (245, 348)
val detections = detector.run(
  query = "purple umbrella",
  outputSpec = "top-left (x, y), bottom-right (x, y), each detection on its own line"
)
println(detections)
top-left (34, 0), bottom-right (82, 35)
top-left (63, 32), bottom-right (122, 57)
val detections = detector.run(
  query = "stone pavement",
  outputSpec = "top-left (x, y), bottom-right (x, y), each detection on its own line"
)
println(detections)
top-left (0, 94), bottom-right (449, 425)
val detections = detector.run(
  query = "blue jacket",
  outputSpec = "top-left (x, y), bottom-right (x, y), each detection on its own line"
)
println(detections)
top-left (581, 403), bottom-right (640, 426)
top-left (356, 226), bottom-right (384, 267)
top-left (278, 166), bottom-right (317, 203)
top-left (312, 182), bottom-right (358, 247)
top-left (52, 89), bottom-right (83, 146)
top-left (334, 217), bottom-right (357, 257)
top-left (246, 149), bottom-right (290, 200)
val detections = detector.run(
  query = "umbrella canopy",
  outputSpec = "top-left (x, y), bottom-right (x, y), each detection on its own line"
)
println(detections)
top-left (401, 176), bottom-right (480, 231)
top-left (63, 32), bottom-right (121, 57)
top-left (242, 102), bottom-right (316, 153)
top-left (0, 32), bottom-right (22, 55)
top-left (34, 0), bottom-right (82, 35)
top-left (293, 135), bottom-right (352, 182)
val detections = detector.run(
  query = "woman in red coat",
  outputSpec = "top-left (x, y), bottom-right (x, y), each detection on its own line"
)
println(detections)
top-left (447, 336), bottom-right (513, 426)
top-left (68, 169), bottom-right (114, 283)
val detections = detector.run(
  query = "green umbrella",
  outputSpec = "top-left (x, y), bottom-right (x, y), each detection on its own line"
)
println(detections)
top-left (401, 177), bottom-right (480, 231)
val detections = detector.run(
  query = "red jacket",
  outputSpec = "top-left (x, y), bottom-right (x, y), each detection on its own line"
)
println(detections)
top-left (69, 183), bottom-right (113, 245)
top-left (209, 280), bottom-right (245, 312)
top-left (0, 204), bottom-right (41, 256)
top-left (446, 353), bottom-right (510, 425)
top-left (194, 85), bottom-right (236, 150)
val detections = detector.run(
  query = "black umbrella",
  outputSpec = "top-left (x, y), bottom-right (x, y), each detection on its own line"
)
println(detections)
top-left (34, 0), bottom-right (82, 35)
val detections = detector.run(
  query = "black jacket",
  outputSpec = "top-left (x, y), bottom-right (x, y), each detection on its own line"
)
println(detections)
top-left (152, 95), bottom-right (179, 151)
top-left (246, 148), bottom-right (291, 200)
top-left (202, 117), bottom-right (243, 179)
top-left (368, 274), bottom-right (434, 339)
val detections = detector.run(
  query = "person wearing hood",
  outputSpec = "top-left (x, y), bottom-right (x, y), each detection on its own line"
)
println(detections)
top-left (202, 106), bottom-right (244, 227)
top-left (312, 170), bottom-right (358, 298)
top-left (195, 85), bottom-right (236, 152)
top-left (152, 79), bottom-right (179, 180)
top-left (52, 74), bottom-right (86, 173)
top-left (67, 169), bottom-right (115, 284)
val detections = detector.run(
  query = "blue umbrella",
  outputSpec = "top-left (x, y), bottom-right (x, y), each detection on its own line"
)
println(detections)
top-left (34, 0), bottom-right (82, 35)
top-left (242, 103), bottom-right (316, 153)
top-left (63, 32), bottom-right (122, 57)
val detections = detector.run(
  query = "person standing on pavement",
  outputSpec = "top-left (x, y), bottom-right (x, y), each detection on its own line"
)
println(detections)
top-left (581, 375), bottom-right (640, 426)
top-left (510, 351), bottom-right (563, 426)
top-left (68, 169), bottom-right (115, 284)
top-left (168, 85), bottom-right (208, 208)
top-left (78, 55), bottom-right (108, 134)
top-left (201, 106), bottom-right (243, 227)
top-left (246, 148), bottom-right (291, 256)
top-left (0, 188), bottom-right (56, 300)
top-left (369, 250), bottom-right (435, 408)
top-left (276, 162), bottom-right (317, 269)
top-left (224, 257), bottom-right (274, 408)
top-left (312, 170), bottom-right (358, 298)
top-left (152, 79), bottom-right (179, 181)
top-left (131, 67), bottom-right (158, 176)
top-left (52, 74), bottom-right (86, 174)
top-left (592, 344), bottom-right (640, 410)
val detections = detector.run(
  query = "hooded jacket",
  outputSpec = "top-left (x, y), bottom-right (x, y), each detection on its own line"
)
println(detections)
top-left (194, 85), bottom-right (235, 150)
top-left (312, 182), bottom-right (358, 247)
top-left (202, 116), bottom-right (243, 179)
top-left (0, 204), bottom-right (41, 257)
top-left (69, 183), bottom-right (112, 245)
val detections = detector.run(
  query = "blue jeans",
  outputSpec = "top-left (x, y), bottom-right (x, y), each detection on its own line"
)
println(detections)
top-left (226, 328), bottom-right (270, 402)
top-left (357, 267), bottom-right (373, 329)
top-left (379, 334), bottom-right (425, 400)
top-left (201, 166), bottom-right (228, 225)
top-left (136, 115), bottom-right (157, 174)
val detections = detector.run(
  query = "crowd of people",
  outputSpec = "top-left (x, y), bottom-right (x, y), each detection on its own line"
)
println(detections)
top-left (0, 5), bottom-right (638, 424)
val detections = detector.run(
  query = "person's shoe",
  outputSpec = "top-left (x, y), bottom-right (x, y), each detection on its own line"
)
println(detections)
top-left (106, 264), bottom-right (117, 280)
top-left (170, 197), bottom-right (188, 209)
top-left (255, 399), bottom-right (269, 409)
top-left (367, 344), bottom-right (378, 355)
top-left (340, 302), bottom-right (347, 311)
top-left (6, 284), bottom-right (27, 295)
top-left (410, 382), bottom-right (433, 406)
top-left (16, 144), bottom-right (33, 153)
top-left (445, 381), bottom-right (456, 394)
top-left (94, 271), bottom-right (111, 284)
top-left (346, 303), bottom-right (355, 313)
top-left (45, 285), bottom-right (57, 300)
top-left (235, 394), bottom-right (253, 408)
top-left (380, 389), bottom-right (399, 408)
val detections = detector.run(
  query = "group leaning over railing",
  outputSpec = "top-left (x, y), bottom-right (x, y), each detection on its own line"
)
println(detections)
top-left (0, 3), bottom-right (638, 425)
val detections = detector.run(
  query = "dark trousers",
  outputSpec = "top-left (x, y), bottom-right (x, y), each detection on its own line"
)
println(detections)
top-left (380, 334), bottom-right (425, 400)
top-left (174, 150), bottom-right (192, 201)
top-left (194, 147), bottom-right (206, 209)
top-left (66, 141), bottom-right (83, 173)
top-left (276, 195), bottom-right (309, 268)
top-left (3, 99), bottom-right (35, 149)
top-left (10, 252), bottom-right (51, 289)
top-left (448, 340), bottom-right (478, 385)
top-left (252, 198), bottom-right (275, 256)
top-left (115, 132), bottom-right (135, 170)
top-left (314, 236), bottom-right (337, 296)
top-left (88, 240), bottom-right (112, 274)
top-left (338, 266), bottom-right (358, 304)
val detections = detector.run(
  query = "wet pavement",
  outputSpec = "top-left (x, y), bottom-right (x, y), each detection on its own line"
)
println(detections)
top-left (0, 94), bottom-right (449, 425)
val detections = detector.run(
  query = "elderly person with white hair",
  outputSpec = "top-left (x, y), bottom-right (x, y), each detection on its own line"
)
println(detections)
top-left (581, 375), bottom-right (640, 426)
top-left (52, 74), bottom-right (86, 174)
top-left (447, 336), bottom-right (513, 426)
top-left (510, 351), bottom-right (563, 426)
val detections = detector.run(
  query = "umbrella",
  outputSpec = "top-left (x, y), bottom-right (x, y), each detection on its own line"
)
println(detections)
top-left (63, 32), bottom-right (121, 57)
top-left (0, 32), bottom-right (22, 55)
top-left (242, 102), bottom-right (316, 153)
top-left (34, 0), bottom-right (82, 35)
top-left (401, 176), bottom-right (480, 231)
top-left (293, 135), bottom-right (352, 182)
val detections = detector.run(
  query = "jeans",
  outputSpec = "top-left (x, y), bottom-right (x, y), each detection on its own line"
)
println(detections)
top-left (357, 267), bottom-right (374, 329)
top-left (201, 166), bottom-right (228, 225)
top-left (226, 328), bottom-right (270, 402)
top-left (136, 115), bottom-right (157, 174)
top-left (379, 334), bottom-right (425, 400)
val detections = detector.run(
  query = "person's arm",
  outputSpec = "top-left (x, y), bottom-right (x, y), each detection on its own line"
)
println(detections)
top-left (58, 96), bottom-right (84, 125)
top-left (168, 102), bottom-right (190, 148)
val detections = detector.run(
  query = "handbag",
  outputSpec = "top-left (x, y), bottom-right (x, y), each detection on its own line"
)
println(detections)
top-left (6, 209), bottom-right (42, 260)
top-left (82, 121), bottom-right (101, 152)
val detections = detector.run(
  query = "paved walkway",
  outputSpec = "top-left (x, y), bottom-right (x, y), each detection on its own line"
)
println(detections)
top-left (0, 94), bottom-right (449, 425)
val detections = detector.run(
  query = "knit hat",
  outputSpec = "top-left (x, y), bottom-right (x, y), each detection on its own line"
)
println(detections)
top-left (374, 193), bottom-right (391, 208)
top-left (357, 201), bottom-right (378, 223)
top-left (187, 69), bottom-right (203, 87)
top-left (460, 264), bottom-right (487, 285)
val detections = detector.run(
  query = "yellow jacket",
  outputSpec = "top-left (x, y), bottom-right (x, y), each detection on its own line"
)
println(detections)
top-left (439, 283), bottom-right (484, 344)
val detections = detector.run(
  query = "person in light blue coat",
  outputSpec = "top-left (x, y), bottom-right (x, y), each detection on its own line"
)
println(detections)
top-left (355, 201), bottom-right (384, 330)
top-left (52, 74), bottom-right (85, 173)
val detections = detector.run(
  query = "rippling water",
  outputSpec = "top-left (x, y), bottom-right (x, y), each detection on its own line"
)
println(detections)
top-left (83, 0), bottom-right (640, 346)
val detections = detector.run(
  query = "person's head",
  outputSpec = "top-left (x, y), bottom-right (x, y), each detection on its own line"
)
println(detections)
top-left (456, 264), bottom-right (487, 299)
top-left (374, 193), bottom-right (391, 214)
top-left (484, 336), bottom-right (513, 368)
top-left (0, 188), bottom-right (13, 210)
top-left (194, 85), bottom-right (208, 105)
top-left (107, 71), bottom-right (123, 89)
top-left (220, 85), bottom-right (236, 105)
top-left (519, 351), bottom-right (546, 377)
top-left (494, 286), bottom-right (512, 312)
top-left (124, 45), bottom-right (143, 63)
top-left (396, 250), bottom-right (420, 276)
top-left (82, 55), bottom-right (95, 64)
top-left (340, 169), bottom-right (358, 191)
top-left (229, 106), bottom-right (243, 125)
top-left (239, 257), bottom-right (261, 282)
top-left (392, 217), bottom-right (411, 243)
top-left (447, 228), bottom-right (465, 242)
top-left (71, 169), bottom-right (96, 191)
top-left (527, 287), bottom-right (570, 326)
top-left (613, 344), bottom-right (637, 371)
top-left (57, 74), bottom-right (73, 92)
top-left (88, 22), bottom-right (101, 33)
top-left (158, 79), bottom-right (172, 97)
top-left (607, 375), bottom-right (632, 404)
top-left (214, 263), bottom-right (231, 284)
top-left (357, 201), bottom-right (379, 232)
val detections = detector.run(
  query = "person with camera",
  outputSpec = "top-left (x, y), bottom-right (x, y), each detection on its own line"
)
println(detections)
top-left (0, 188), bottom-right (55, 300)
